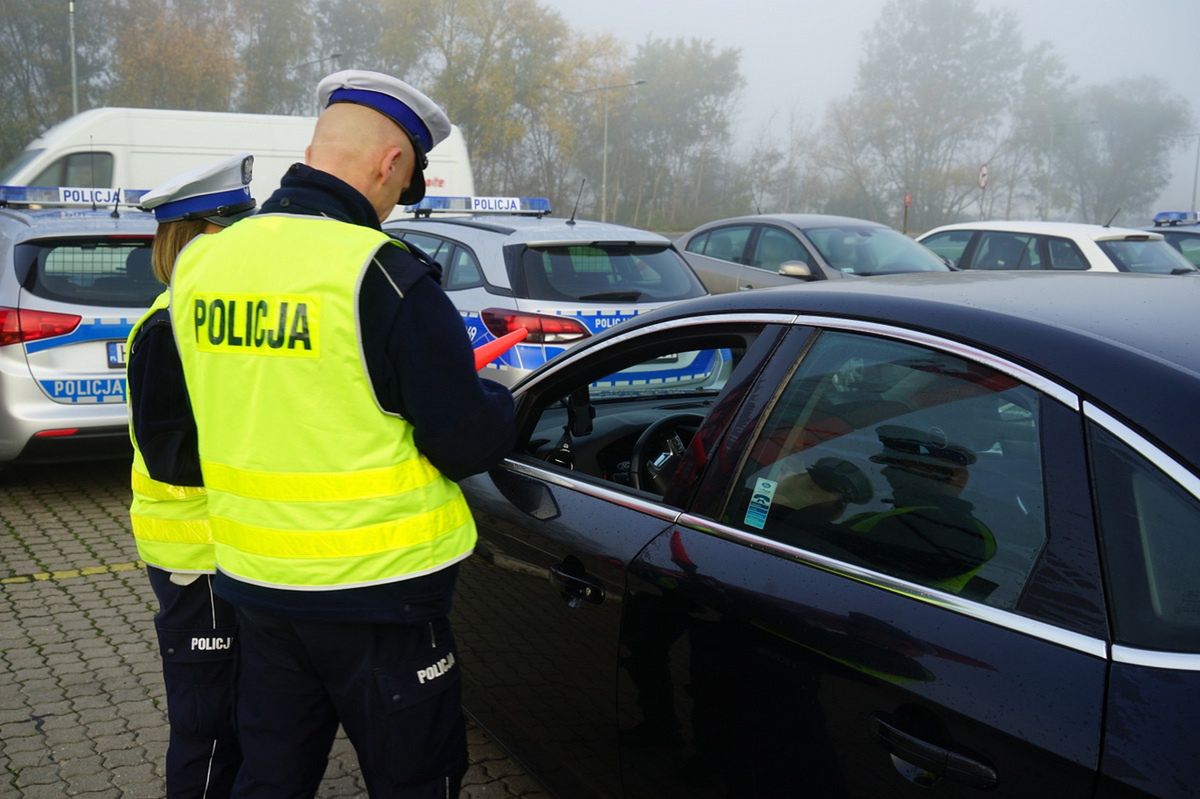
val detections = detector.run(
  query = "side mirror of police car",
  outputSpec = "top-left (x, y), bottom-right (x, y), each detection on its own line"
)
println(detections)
top-left (779, 261), bottom-right (817, 280)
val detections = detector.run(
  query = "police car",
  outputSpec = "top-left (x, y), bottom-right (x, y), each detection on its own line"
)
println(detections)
top-left (1147, 210), bottom-right (1200, 268)
top-left (0, 185), bottom-right (156, 465)
top-left (385, 196), bottom-right (711, 387)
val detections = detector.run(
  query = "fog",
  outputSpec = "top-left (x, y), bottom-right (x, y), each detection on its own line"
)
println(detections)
top-left (542, 0), bottom-right (1200, 211)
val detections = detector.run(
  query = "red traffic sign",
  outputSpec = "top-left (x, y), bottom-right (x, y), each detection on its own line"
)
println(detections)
top-left (903, 191), bottom-right (912, 208)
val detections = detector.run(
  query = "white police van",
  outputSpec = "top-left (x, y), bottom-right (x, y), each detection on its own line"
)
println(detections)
top-left (384, 196), bottom-right (714, 387)
top-left (0, 185), bottom-right (157, 465)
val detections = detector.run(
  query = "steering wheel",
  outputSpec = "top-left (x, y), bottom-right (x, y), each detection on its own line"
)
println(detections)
top-left (630, 413), bottom-right (706, 494)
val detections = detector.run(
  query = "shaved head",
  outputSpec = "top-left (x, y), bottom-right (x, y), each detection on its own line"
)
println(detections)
top-left (306, 103), bottom-right (416, 221)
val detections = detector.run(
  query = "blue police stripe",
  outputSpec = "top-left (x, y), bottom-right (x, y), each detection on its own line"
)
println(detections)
top-left (24, 318), bottom-right (134, 354)
top-left (327, 88), bottom-right (433, 153)
top-left (150, 187), bottom-right (252, 222)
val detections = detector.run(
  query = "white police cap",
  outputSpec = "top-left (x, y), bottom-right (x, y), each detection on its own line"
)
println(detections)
top-left (139, 153), bottom-right (256, 226)
top-left (316, 70), bottom-right (452, 157)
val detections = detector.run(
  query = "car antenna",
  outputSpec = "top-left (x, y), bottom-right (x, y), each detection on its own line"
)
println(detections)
top-left (1103, 208), bottom-right (1121, 227)
top-left (567, 178), bottom-right (585, 226)
top-left (89, 136), bottom-right (98, 212)
top-left (110, 188), bottom-right (122, 218)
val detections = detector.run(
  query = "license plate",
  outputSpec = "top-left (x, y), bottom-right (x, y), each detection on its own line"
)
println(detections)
top-left (107, 341), bottom-right (127, 368)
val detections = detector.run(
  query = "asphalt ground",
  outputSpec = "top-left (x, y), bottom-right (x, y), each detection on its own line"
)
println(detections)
top-left (0, 458), bottom-right (551, 798)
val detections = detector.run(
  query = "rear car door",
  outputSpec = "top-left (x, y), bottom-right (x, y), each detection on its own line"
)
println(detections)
top-left (454, 318), bottom-right (784, 799)
top-left (680, 224), bottom-right (753, 294)
top-left (617, 323), bottom-right (1110, 797)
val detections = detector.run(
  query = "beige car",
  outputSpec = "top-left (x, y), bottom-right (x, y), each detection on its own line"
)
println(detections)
top-left (677, 213), bottom-right (949, 294)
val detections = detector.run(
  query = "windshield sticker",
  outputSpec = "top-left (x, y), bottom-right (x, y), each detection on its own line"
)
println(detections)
top-left (745, 477), bottom-right (777, 530)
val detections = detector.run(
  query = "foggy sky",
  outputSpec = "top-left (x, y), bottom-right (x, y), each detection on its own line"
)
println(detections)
top-left (540, 0), bottom-right (1200, 213)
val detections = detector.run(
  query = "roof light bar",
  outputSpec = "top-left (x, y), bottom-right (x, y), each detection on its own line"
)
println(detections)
top-left (406, 195), bottom-right (552, 218)
top-left (0, 185), bottom-right (149, 209)
top-left (1153, 210), bottom-right (1199, 227)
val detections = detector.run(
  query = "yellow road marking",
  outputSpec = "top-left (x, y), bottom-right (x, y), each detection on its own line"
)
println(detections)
top-left (1, 560), bottom-right (144, 585)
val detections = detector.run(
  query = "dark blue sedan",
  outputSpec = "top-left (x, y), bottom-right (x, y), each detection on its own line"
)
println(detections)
top-left (453, 272), bottom-right (1200, 798)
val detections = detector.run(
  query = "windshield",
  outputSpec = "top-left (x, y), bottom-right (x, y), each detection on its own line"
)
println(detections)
top-left (0, 148), bottom-right (45, 184)
top-left (1098, 238), bottom-right (1197, 274)
top-left (512, 243), bottom-right (707, 302)
top-left (805, 226), bottom-right (949, 275)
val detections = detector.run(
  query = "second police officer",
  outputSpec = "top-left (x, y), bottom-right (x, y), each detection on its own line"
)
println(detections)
top-left (136, 70), bottom-right (516, 797)
top-left (129, 153), bottom-right (259, 798)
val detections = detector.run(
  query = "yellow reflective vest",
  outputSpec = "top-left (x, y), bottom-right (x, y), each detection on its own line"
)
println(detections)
top-left (170, 214), bottom-right (475, 590)
top-left (127, 292), bottom-right (212, 573)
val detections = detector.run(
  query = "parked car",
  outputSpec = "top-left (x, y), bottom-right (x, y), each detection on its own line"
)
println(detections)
top-left (919, 220), bottom-right (1196, 273)
top-left (385, 196), bottom-right (709, 386)
top-left (676, 213), bottom-right (949, 293)
top-left (1146, 210), bottom-right (1200, 268)
top-left (453, 271), bottom-right (1200, 798)
top-left (0, 186), bottom-right (156, 464)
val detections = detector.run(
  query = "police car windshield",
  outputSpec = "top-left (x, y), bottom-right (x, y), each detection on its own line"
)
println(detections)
top-left (1098, 238), bottom-right (1197, 274)
top-left (0, 148), bottom-right (44, 184)
top-left (804, 226), bottom-right (949, 275)
top-left (512, 244), bottom-right (706, 303)
top-left (19, 238), bottom-right (159, 308)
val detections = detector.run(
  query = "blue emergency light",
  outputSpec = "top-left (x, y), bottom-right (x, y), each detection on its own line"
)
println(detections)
top-left (1153, 210), bottom-right (1199, 226)
top-left (406, 195), bottom-right (552, 217)
top-left (0, 185), bottom-right (148, 209)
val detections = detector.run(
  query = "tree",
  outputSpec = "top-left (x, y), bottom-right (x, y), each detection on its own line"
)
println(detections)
top-left (237, 0), bottom-right (318, 115)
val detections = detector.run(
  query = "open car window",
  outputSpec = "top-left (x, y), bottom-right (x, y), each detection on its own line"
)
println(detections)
top-left (516, 325), bottom-right (769, 501)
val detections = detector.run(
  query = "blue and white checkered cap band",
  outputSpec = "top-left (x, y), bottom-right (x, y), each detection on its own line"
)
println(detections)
top-left (150, 186), bottom-right (253, 223)
top-left (327, 87), bottom-right (434, 154)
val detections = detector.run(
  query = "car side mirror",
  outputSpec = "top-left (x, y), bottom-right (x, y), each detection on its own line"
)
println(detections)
top-left (778, 260), bottom-right (817, 280)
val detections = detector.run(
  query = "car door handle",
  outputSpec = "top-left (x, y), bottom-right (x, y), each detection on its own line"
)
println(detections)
top-left (549, 562), bottom-right (605, 607)
top-left (871, 715), bottom-right (996, 790)
top-left (738, 284), bottom-right (755, 291)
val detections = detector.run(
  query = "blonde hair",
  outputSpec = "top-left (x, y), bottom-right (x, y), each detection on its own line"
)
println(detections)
top-left (150, 218), bottom-right (210, 284)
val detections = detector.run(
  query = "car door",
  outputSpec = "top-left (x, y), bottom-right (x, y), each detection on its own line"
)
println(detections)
top-left (454, 317), bottom-right (786, 799)
top-left (739, 225), bottom-right (818, 290)
top-left (617, 323), bottom-right (1110, 797)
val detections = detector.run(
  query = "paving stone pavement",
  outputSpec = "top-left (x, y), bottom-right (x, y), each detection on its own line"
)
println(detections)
top-left (0, 459), bottom-right (552, 798)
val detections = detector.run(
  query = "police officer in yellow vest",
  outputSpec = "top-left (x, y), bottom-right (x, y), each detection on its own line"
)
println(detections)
top-left (140, 71), bottom-right (516, 797)
top-left (129, 154), bottom-right (258, 799)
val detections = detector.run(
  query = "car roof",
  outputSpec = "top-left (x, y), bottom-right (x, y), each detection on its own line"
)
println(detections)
top-left (684, 213), bottom-right (888, 233)
top-left (921, 220), bottom-right (1162, 241)
top-left (0, 207), bottom-right (157, 239)
top-left (386, 214), bottom-right (671, 245)
top-left (580, 271), bottom-right (1200, 468)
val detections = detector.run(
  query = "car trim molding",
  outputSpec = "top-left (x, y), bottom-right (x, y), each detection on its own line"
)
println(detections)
top-left (1111, 645), bottom-right (1200, 671)
top-left (676, 512), bottom-right (1109, 660)
top-left (502, 458), bottom-right (683, 524)
top-left (787, 314), bottom-right (1080, 410)
top-left (1083, 401), bottom-right (1200, 502)
top-left (518, 313), bottom-right (798, 390)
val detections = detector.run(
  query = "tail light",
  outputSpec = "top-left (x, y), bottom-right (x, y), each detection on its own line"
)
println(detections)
top-left (481, 308), bottom-right (591, 344)
top-left (0, 306), bottom-right (82, 346)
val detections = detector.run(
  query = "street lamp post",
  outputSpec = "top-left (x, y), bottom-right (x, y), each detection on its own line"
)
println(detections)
top-left (68, 0), bottom-right (78, 116)
top-left (576, 79), bottom-right (645, 222)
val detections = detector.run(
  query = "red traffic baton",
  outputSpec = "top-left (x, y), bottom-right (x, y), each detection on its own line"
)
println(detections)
top-left (473, 328), bottom-right (528, 370)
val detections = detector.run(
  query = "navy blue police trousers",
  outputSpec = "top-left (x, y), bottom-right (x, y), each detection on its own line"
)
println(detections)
top-left (230, 607), bottom-right (467, 798)
top-left (148, 567), bottom-right (242, 798)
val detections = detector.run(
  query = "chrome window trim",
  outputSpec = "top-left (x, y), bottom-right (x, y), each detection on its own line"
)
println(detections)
top-left (1083, 401), bottom-right (1200, 503)
top-left (503, 458), bottom-right (682, 524)
top-left (518, 312), bottom-right (797, 391)
top-left (788, 314), bottom-right (1080, 410)
top-left (677, 512), bottom-right (1108, 660)
top-left (1111, 645), bottom-right (1200, 672)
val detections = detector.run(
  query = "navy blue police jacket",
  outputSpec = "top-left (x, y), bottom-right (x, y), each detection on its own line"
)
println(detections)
top-left (129, 163), bottom-right (517, 623)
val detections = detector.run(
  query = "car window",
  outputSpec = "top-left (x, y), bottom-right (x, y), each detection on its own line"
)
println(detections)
top-left (690, 225), bottom-right (751, 264)
top-left (1098, 238), bottom-right (1196, 274)
top-left (514, 244), bottom-right (705, 302)
top-left (521, 330), bottom-right (759, 499)
top-left (1089, 423), bottom-right (1200, 652)
top-left (805, 226), bottom-right (947, 274)
top-left (748, 227), bottom-right (809, 271)
top-left (720, 330), bottom-right (1047, 607)
top-left (444, 246), bottom-right (483, 290)
top-left (1177, 236), bottom-right (1200, 267)
top-left (29, 152), bottom-right (113, 188)
top-left (19, 238), bottom-right (158, 307)
top-left (398, 232), bottom-right (449, 268)
top-left (1046, 237), bottom-right (1088, 270)
top-left (920, 230), bottom-right (972, 267)
top-left (969, 232), bottom-right (1040, 270)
